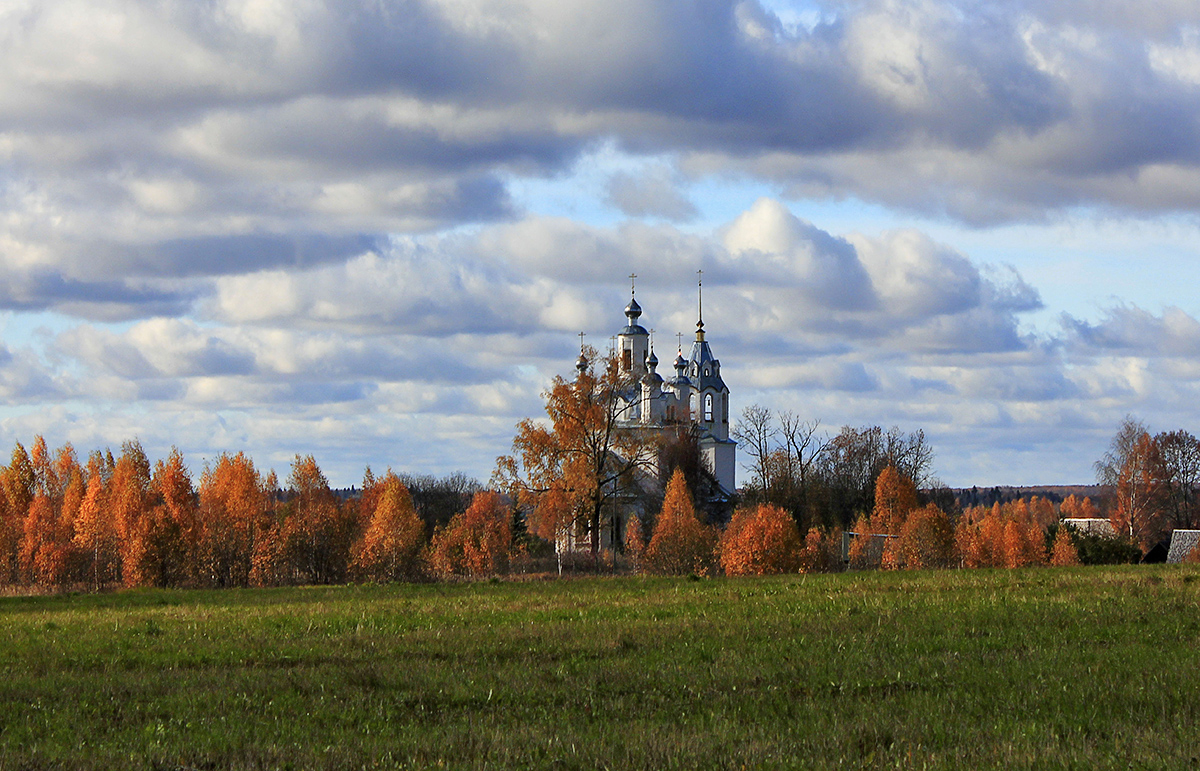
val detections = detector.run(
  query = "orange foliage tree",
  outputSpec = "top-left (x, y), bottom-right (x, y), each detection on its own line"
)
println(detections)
top-left (352, 472), bottom-right (424, 582)
top-left (1059, 494), bottom-right (1099, 520)
top-left (0, 443), bottom-right (34, 585)
top-left (109, 441), bottom-right (152, 587)
top-left (718, 504), bottom-right (801, 576)
top-left (797, 527), bottom-right (837, 574)
top-left (872, 465), bottom-right (919, 535)
top-left (494, 347), bottom-right (658, 556)
top-left (280, 455), bottom-right (357, 585)
top-left (74, 473), bottom-right (118, 589)
top-left (1111, 432), bottom-right (1168, 550)
top-left (886, 504), bottom-right (954, 570)
top-left (1049, 527), bottom-right (1080, 566)
top-left (124, 449), bottom-right (197, 588)
top-left (624, 513), bottom-right (646, 569)
top-left (197, 452), bottom-right (270, 587)
top-left (642, 469), bottom-right (715, 575)
top-left (426, 490), bottom-right (513, 580)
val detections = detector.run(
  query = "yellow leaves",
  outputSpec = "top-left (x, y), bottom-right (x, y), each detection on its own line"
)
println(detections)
top-left (1050, 527), bottom-right (1080, 566)
top-left (352, 473), bottom-right (424, 583)
top-left (872, 465), bottom-right (918, 536)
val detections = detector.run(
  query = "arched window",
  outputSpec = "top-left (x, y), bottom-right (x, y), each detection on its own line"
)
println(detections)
top-left (704, 393), bottom-right (713, 422)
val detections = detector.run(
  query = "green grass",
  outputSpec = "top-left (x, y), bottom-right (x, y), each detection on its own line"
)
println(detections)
top-left (2, 566), bottom-right (1199, 769)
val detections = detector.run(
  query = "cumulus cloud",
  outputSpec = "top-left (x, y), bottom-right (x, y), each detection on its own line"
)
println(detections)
top-left (3, 0), bottom-right (1200, 486)
top-left (4, 0), bottom-right (1200, 318)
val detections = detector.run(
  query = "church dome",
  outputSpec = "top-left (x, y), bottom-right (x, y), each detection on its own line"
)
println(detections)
top-left (624, 296), bottom-right (642, 321)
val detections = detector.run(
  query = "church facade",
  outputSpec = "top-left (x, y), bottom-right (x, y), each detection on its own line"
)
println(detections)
top-left (591, 285), bottom-right (737, 495)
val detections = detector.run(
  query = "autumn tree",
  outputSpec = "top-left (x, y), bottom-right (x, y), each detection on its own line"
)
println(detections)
top-left (106, 441), bottom-right (152, 587)
top-left (624, 513), bottom-right (646, 570)
top-left (643, 469), bottom-right (715, 575)
top-left (426, 490), bottom-right (513, 580)
top-left (797, 527), bottom-right (836, 574)
top-left (1110, 432), bottom-right (1168, 550)
top-left (352, 473), bottom-right (424, 582)
top-left (1049, 527), bottom-right (1081, 566)
top-left (17, 440), bottom-right (86, 587)
top-left (718, 503), bottom-right (801, 576)
top-left (494, 347), bottom-right (658, 557)
top-left (0, 443), bottom-right (34, 585)
top-left (872, 465), bottom-right (919, 535)
top-left (280, 455), bottom-right (356, 584)
top-left (887, 504), bottom-right (954, 570)
top-left (124, 449), bottom-right (197, 588)
top-left (197, 452), bottom-right (270, 587)
top-left (818, 425), bottom-right (934, 528)
top-left (1059, 494), bottom-right (1100, 519)
top-left (74, 473), bottom-right (118, 589)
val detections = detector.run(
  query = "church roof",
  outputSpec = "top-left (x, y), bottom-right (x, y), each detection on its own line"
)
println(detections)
top-left (689, 337), bottom-right (726, 392)
top-left (691, 331), bottom-right (724, 389)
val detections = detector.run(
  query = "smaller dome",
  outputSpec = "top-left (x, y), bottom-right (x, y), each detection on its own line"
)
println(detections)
top-left (575, 353), bottom-right (588, 373)
top-left (624, 296), bottom-right (642, 320)
top-left (647, 350), bottom-right (659, 368)
top-left (674, 352), bottom-right (687, 370)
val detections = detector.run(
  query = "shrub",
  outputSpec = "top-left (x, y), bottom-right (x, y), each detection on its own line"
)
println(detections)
top-left (643, 470), bottom-right (716, 576)
top-left (718, 504), bottom-right (801, 576)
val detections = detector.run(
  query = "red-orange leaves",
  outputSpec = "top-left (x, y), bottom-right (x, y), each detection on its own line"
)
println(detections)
top-left (427, 491), bottom-right (512, 580)
top-left (643, 470), bottom-right (716, 575)
top-left (719, 504), bottom-right (801, 576)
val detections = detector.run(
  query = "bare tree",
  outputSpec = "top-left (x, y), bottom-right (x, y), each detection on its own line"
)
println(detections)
top-left (1095, 415), bottom-right (1148, 487)
top-left (1156, 430), bottom-right (1200, 530)
top-left (731, 404), bottom-right (776, 491)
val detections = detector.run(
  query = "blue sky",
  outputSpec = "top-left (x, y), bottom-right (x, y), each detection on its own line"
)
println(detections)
top-left (3, 0), bottom-right (1200, 488)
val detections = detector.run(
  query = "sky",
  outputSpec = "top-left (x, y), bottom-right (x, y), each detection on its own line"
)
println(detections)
top-left (3, 0), bottom-right (1200, 488)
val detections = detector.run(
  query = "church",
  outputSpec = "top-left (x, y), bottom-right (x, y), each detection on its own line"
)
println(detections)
top-left (583, 278), bottom-right (737, 495)
top-left (555, 279), bottom-right (738, 558)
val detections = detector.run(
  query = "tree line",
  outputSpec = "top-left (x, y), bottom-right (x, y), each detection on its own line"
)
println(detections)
top-left (620, 465), bottom-right (1151, 578)
top-left (0, 437), bottom-right (520, 591)
top-left (731, 404), bottom-right (942, 532)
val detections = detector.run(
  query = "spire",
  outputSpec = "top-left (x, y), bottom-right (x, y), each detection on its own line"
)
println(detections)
top-left (695, 268), bottom-right (705, 341)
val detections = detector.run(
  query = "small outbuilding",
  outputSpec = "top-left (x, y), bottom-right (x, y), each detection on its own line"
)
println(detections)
top-left (1166, 530), bottom-right (1200, 563)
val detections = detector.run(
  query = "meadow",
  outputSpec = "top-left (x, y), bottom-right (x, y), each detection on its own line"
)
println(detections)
top-left (2, 566), bottom-right (1199, 769)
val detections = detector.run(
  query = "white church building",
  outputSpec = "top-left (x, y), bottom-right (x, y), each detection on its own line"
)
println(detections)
top-left (587, 281), bottom-right (737, 495)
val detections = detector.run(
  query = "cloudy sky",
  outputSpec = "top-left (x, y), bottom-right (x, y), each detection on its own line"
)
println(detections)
top-left (3, 0), bottom-right (1200, 487)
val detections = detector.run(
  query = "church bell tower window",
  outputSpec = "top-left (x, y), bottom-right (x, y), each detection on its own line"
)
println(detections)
top-left (704, 393), bottom-right (713, 422)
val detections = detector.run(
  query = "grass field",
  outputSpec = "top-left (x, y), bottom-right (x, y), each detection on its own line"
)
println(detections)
top-left (3, 566), bottom-right (1199, 769)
